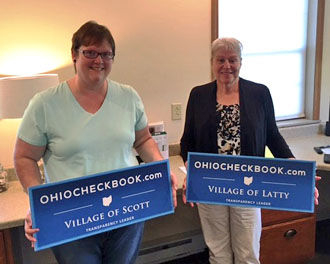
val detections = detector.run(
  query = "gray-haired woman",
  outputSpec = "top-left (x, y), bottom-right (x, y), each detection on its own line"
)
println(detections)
top-left (180, 38), bottom-right (318, 264)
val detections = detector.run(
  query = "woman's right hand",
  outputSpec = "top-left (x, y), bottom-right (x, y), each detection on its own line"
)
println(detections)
top-left (182, 161), bottom-right (195, 207)
top-left (25, 209), bottom-right (39, 248)
top-left (182, 177), bottom-right (195, 207)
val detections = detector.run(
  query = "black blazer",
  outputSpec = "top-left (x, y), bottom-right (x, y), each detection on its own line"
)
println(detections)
top-left (180, 78), bottom-right (294, 162)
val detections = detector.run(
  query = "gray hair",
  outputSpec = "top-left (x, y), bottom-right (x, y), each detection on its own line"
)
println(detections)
top-left (211, 38), bottom-right (243, 59)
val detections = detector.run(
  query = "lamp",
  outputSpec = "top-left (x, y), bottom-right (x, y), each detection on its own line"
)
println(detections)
top-left (0, 74), bottom-right (59, 119)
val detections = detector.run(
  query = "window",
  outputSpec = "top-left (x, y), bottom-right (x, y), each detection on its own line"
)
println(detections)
top-left (212, 0), bottom-right (324, 120)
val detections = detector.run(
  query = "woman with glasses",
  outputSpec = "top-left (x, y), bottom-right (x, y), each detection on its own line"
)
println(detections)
top-left (14, 21), bottom-right (177, 264)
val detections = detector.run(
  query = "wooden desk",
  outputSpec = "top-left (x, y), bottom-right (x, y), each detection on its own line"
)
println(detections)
top-left (0, 182), bottom-right (29, 264)
top-left (260, 210), bottom-right (315, 264)
top-left (0, 229), bottom-right (14, 264)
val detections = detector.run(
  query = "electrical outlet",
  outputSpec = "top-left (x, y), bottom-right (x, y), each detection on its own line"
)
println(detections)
top-left (171, 103), bottom-right (181, 120)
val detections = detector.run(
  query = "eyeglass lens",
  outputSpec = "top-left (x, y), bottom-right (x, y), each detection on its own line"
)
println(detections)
top-left (79, 50), bottom-right (114, 60)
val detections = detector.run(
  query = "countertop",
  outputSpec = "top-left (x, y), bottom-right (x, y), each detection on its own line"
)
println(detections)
top-left (0, 181), bottom-right (29, 230)
top-left (0, 130), bottom-right (329, 231)
top-left (285, 134), bottom-right (329, 171)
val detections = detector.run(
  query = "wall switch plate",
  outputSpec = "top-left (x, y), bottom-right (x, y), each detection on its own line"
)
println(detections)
top-left (171, 103), bottom-right (181, 120)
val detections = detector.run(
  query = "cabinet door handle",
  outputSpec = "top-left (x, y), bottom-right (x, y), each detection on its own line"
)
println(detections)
top-left (284, 229), bottom-right (297, 238)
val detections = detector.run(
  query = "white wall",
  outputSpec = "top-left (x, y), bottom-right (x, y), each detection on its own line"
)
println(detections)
top-left (0, 0), bottom-right (211, 168)
top-left (0, 0), bottom-right (329, 169)
top-left (105, 1), bottom-right (212, 142)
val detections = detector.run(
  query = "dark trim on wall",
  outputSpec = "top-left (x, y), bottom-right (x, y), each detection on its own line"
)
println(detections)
top-left (211, 0), bottom-right (218, 43)
top-left (313, 0), bottom-right (325, 120)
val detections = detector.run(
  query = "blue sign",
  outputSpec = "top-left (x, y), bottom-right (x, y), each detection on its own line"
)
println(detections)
top-left (187, 152), bottom-right (315, 213)
top-left (29, 160), bottom-right (173, 251)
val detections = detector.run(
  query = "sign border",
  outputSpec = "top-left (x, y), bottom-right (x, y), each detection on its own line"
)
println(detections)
top-left (29, 160), bottom-right (174, 251)
top-left (186, 152), bottom-right (315, 213)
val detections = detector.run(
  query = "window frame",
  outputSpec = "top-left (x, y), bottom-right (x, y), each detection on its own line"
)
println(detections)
top-left (211, 0), bottom-right (325, 120)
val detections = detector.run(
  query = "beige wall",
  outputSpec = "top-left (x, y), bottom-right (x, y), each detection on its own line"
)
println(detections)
top-left (0, 1), bottom-right (329, 169)
top-left (0, 0), bottom-right (211, 168)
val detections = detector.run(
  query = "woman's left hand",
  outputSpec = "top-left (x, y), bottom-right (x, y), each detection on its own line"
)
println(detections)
top-left (314, 176), bottom-right (321, 205)
top-left (290, 158), bottom-right (320, 206)
top-left (170, 171), bottom-right (178, 208)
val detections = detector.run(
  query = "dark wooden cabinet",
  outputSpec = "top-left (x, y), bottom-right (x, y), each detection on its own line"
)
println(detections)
top-left (0, 231), bottom-right (6, 264)
top-left (0, 229), bottom-right (14, 264)
top-left (260, 209), bottom-right (315, 264)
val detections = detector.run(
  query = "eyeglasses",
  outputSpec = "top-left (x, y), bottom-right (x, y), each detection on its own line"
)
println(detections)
top-left (77, 49), bottom-right (114, 60)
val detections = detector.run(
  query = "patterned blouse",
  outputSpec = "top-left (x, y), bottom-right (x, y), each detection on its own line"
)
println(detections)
top-left (216, 104), bottom-right (241, 155)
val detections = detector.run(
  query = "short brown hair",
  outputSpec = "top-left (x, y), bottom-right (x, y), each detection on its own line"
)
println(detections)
top-left (71, 21), bottom-right (116, 57)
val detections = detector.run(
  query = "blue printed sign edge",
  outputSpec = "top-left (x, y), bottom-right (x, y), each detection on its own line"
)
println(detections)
top-left (29, 159), bottom-right (174, 251)
top-left (186, 152), bottom-right (315, 213)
